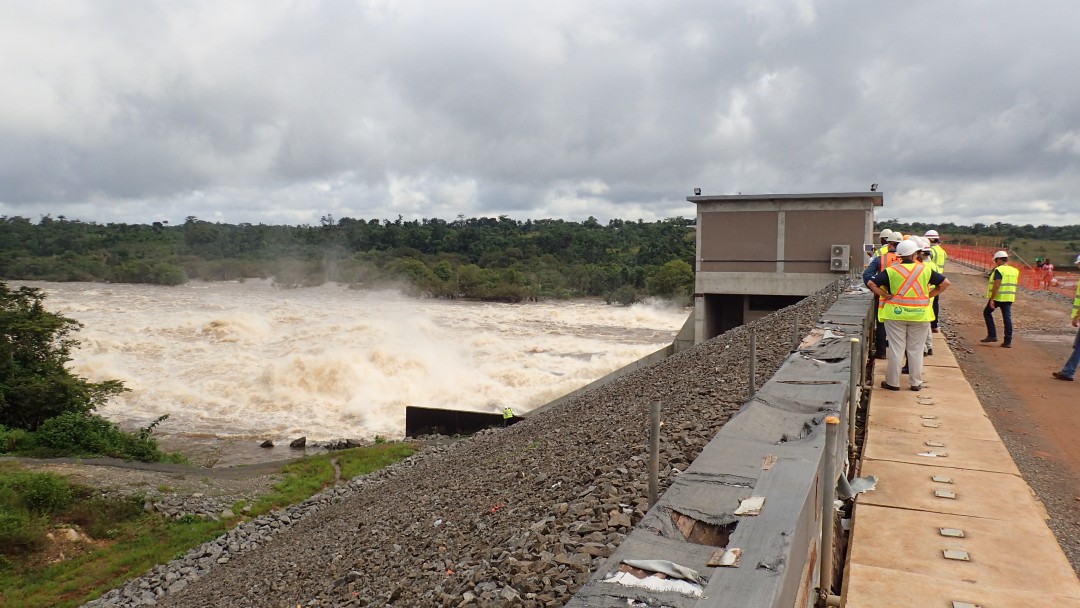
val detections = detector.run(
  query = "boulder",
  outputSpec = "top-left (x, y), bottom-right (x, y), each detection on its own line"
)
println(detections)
top-left (289, 437), bottom-right (306, 449)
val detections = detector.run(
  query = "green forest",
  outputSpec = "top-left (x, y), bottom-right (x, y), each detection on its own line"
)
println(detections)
top-left (0, 214), bottom-right (696, 304)
top-left (4, 214), bottom-right (1080, 303)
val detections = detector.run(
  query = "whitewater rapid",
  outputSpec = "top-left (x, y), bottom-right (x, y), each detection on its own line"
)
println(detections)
top-left (16, 280), bottom-right (688, 444)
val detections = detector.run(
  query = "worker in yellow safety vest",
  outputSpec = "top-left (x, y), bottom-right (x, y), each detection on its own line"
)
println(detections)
top-left (875, 229), bottom-right (894, 257)
top-left (924, 229), bottom-right (947, 332)
top-left (867, 239), bottom-right (950, 391)
top-left (502, 406), bottom-right (514, 426)
top-left (981, 251), bottom-right (1019, 348)
top-left (863, 231), bottom-right (904, 359)
top-left (1052, 253), bottom-right (1080, 381)
top-left (916, 237), bottom-right (940, 356)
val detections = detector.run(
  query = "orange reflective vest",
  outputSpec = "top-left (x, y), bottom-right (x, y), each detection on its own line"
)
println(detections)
top-left (878, 262), bottom-right (934, 322)
top-left (876, 251), bottom-right (898, 271)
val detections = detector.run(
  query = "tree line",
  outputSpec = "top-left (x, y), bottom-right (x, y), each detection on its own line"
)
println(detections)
top-left (0, 214), bottom-right (696, 304)
top-left (877, 218), bottom-right (1080, 243)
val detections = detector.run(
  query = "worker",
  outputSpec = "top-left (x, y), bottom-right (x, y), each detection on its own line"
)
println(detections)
top-left (863, 231), bottom-right (904, 358)
top-left (925, 229), bottom-right (947, 332)
top-left (502, 406), bottom-right (514, 426)
top-left (925, 230), bottom-right (947, 270)
top-left (867, 239), bottom-right (950, 391)
top-left (917, 237), bottom-right (939, 356)
top-left (876, 229), bottom-right (894, 257)
top-left (1051, 253), bottom-right (1080, 381)
top-left (1042, 257), bottom-right (1055, 289)
top-left (901, 237), bottom-right (940, 373)
top-left (900, 237), bottom-right (940, 374)
top-left (982, 250), bottom-right (1019, 348)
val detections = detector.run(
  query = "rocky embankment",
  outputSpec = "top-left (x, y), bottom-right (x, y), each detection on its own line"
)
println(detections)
top-left (86, 287), bottom-right (841, 608)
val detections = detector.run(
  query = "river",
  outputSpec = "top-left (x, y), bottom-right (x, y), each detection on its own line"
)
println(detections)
top-left (14, 280), bottom-right (688, 461)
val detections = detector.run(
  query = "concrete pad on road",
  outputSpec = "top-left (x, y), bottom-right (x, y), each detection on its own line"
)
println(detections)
top-left (848, 504), bottom-right (1080, 598)
top-left (873, 364), bottom-right (981, 403)
top-left (923, 336), bottom-right (960, 368)
top-left (866, 402), bottom-right (1001, 442)
top-left (844, 564), bottom-right (1080, 608)
top-left (864, 428), bottom-right (1020, 475)
top-left (857, 459), bottom-right (1045, 521)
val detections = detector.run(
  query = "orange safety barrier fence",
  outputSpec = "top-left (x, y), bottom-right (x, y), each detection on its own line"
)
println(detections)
top-left (945, 244), bottom-right (1078, 297)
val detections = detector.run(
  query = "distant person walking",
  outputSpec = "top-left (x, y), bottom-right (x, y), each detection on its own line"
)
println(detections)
top-left (867, 239), bottom-right (950, 391)
top-left (1052, 254), bottom-right (1080, 381)
top-left (982, 251), bottom-right (1019, 348)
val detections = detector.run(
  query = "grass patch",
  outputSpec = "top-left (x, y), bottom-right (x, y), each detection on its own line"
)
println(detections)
top-left (0, 441), bottom-right (417, 607)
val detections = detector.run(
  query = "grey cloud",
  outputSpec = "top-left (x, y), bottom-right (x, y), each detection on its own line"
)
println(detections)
top-left (1, 0), bottom-right (1080, 227)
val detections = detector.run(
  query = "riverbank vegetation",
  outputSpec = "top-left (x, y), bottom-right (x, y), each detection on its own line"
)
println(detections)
top-left (0, 442), bottom-right (417, 607)
top-left (0, 282), bottom-right (182, 463)
top-left (0, 214), bottom-right (696, 304)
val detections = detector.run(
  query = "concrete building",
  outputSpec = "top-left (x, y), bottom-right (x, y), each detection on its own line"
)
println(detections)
top-left (687, 192), bottom-right (882, 343)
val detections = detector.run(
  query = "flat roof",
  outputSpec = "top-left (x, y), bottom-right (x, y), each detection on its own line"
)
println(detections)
top-left (687, 192), bottom-right (884, 206)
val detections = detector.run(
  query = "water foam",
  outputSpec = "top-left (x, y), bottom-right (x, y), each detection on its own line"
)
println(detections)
top-left (17, 281), bottom-right (687, 442)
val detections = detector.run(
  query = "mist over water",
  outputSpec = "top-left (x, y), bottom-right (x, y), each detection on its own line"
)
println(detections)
top-left (18, 281), bottom-right (687, 443)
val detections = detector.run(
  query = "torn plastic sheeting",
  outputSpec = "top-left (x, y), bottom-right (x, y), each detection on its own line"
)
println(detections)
top-left (602, 571), bottom-right (704, 598)
top-left (837, 475), bottom-right (878, 500)
top-left (734, 496), bottom-right (765, 516)
top-left (621, 559), bottom-right (702, 584)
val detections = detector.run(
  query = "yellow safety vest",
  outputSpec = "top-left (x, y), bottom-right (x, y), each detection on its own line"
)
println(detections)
top-left (986, 265), bottom-right (1019, 302)
top-left (923, 258), bottom-right (939, 320)
top-left (502, 407), bottom-right (514, 420)
top-left (930, 244), bottom-right (947, 270)
top-left (878, 262), bottom-right (934, 322)
top-left (877, 244), bottom-right (890, 257)
top-left (1072, 281), bottom-right (1079, 319)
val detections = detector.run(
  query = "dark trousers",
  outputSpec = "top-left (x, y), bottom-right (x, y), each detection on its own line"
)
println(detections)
top-left (872, 296), bottom-right (886, 355)
top-left (931, 296), bottom-right (940, 330)
top-left (983, 301), bottom-right (1013, 343)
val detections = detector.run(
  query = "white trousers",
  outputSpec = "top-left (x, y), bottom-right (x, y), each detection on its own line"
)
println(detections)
top-left (883, 320), bottom-right (932, 388)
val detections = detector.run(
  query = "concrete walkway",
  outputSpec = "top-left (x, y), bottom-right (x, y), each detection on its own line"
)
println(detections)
top-left (842, 332), bottom-right (1080, 607)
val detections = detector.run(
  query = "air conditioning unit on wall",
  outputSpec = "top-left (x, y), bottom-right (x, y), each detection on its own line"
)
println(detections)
top-left (830, 244), bottom-right (850, 271)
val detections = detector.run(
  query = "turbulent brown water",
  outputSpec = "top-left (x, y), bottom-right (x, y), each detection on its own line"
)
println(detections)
top-left (17, 280), bottom-right (687, 453)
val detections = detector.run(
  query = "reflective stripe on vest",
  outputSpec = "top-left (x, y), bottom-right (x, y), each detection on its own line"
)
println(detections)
top-left (878, 262), bottom-right (934, 321)
top-left (987, 265), bottom-right (1020, 302)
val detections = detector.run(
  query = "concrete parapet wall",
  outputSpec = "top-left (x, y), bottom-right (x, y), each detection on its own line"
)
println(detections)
top-left (566, 289), bottom-right (874, 607)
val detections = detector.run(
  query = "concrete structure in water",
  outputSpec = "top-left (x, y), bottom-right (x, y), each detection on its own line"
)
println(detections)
top-left (687, 192), bottom-right (883, 343)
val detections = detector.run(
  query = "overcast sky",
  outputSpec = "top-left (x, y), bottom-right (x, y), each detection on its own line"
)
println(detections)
top-left (2, 1), bottom-right (1079, 228)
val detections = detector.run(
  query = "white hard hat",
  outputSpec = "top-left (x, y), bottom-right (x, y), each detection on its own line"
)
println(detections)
top-left (993, 250), bottom-right (1009, 260)
top-left (918, 236), bottom-right (933, 252)
top-left (896, 240), bottom-right (920, 257)
top-left (879, 228), bottom-right (894, 238)
top-left (1073, 253), bottom-right (1080, 265)
top-left (924, 229), bottom-right (939, 238)
top-left (886, 231), bottom-right (903, 243)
